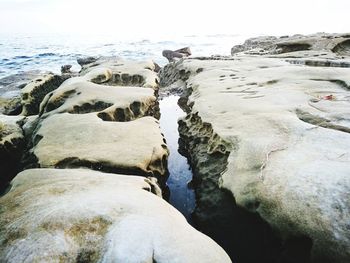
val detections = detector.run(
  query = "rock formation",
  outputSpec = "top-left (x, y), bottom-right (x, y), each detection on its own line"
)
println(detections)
top-left (0, 56), bottom-right (231, 262)
top-left (0, 169), bottom-right (230, 263)
top-left (20, 74), bottom-right (67, 116)
top-left (39, 80), bottom-right (159, 120)
top-left (160, 33), bottom-right (350, 263)
top-left (162, 47), bottom-right (192, 62)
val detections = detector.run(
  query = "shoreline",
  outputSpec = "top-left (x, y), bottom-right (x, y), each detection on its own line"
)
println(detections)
top-left (1, 32), bottom-right (350, 262)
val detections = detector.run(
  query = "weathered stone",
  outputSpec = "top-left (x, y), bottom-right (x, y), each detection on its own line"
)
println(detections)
top-left (77, 56), bottom-right (99, 66)
top-left (163, 52), bottom-right (350, 262)
top-left (0, 168), bottom-right (231, 263)
top-left (0, 115), bottom-right (25, 191)
top-left (21, 74), bottom-right (66, 116)
top-left (231, 33), bottom-right (350, 58)
top-left (162, 47), bottom-right (192, 62)
top-left (28, 113), bottom-right (169, 184)
top-left (79, 57), bottom-right (159, 90)
top-left (39, 80), bottom-right (159, 121)
top-left (175, 47), bottom-right (192, 56)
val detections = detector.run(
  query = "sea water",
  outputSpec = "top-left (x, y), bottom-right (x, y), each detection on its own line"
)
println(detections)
top-left (0, 34), bottom-right (248, 79)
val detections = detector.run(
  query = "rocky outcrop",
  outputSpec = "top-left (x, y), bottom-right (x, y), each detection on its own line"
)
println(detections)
top-left (161, 33), bottom-right (350, 263)
top-left (0, 115), bottom-right (25, 192)
top-left (79, 57), bottom-right (160, 89)
top-left (77, 56), bottom-right (99, 66)
top-left (0, 168), bottom-right (230, 263)
top-left (162, 47), bottom-right (192, 62)
top-left (39, 80), bottom-right (159, 120)
top-left (28, 113), bottom-right (169, 185)
top-left (0, 56), bottom-right (231, 262)
top-left (231, 33), bottom-right (350, 58)
top-left (21, 74), bottom-right (66, 116)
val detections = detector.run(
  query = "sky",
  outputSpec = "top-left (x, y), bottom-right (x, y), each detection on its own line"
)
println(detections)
top-left (0, 0), bottom-right (349, 38)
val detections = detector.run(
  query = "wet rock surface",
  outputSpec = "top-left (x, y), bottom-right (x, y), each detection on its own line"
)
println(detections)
top-left (161, 33), bottom-right (350, 262)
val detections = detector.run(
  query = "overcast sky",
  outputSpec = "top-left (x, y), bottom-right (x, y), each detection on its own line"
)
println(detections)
top-left (0, 0), bottom-right (349, 38)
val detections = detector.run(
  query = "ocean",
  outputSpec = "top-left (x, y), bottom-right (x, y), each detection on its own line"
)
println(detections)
top-left (0, 34), bottom-right (249, 79)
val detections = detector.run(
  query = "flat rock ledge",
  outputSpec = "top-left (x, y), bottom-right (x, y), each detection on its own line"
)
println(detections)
top-left (30, 113), bottom-right (169, 183)
top-left (39, 80), bottom-right (159, 121)
top-left (161, 33), bottom-right (350, 263)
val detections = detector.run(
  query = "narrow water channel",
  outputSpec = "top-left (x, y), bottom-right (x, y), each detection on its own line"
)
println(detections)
top-left (159, 95), bottom-right (196, 223)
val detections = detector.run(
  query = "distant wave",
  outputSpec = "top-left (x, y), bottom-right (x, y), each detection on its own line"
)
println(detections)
top-left (37, 52), bottom-right (57, 57)
top-left (13, 55), bottom-right (31, 59)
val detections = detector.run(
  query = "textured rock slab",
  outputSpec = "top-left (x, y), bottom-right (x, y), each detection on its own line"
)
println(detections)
top-left (0, 115), bottom-right (25, 190)
top-left (40, 80), bottom-right (159, 121)
top-left (231, 32), bottom-right (350, 57)
top-left (30, 113), bottom-right (169, 181)
top-left (171, 56), bottom-right (350, 262)
top-left (0, 168), bottom-right (231, 263)
top-left (79, 57), bottom-right (160, 89)
top-left (21, 73), bottom-right (66, 116)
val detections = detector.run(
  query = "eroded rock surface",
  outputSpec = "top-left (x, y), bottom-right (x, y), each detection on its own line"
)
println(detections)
top-left (162, 33), bottom-right (350, 262)
top-left (40, 80), bottom-right (159, 121)
top-left (21, 73), bottom-right (66, 116)
top-left (0, 168), bottom-right (231, 263)
top-left (79, 57), bottom-right (160, 89)
top-left (231, 33), bottom-right (350, 57)
top-left (28, 113), bottom-right (169, 184)
top-left (0, 55), bottom-right (233, 262)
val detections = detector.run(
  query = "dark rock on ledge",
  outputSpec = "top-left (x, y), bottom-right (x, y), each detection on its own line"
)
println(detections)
top-left (162, 47), bottom-right (192, 62)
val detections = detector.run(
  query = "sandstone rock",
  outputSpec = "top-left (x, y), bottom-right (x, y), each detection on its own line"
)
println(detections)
top-left (0, 115), bottom-right (25, 191)
top-left (231, 33), bottom-right (350, 58)
top-left (21, 74), bottom-right (66, 116)
top-left (79, 57), bottom-right (159, 90)
top-left (0, 168), bottom-right (231, 263)
top-left (164, 53), bottom-right (350, 262)
top-left (28, 113), bottom-right (169, 184)
top-left (39, 80), bottom-right (159, 121)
